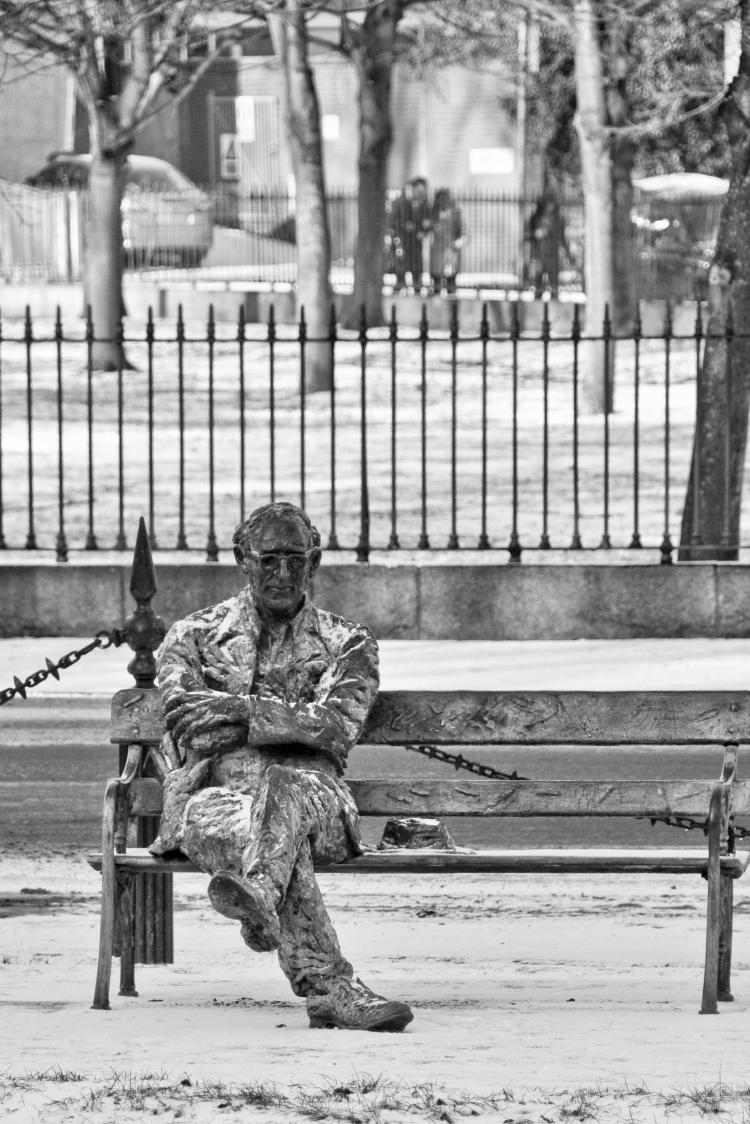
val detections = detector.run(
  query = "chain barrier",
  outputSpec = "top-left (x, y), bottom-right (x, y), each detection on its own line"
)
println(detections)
top-left (643, 813), bottom-right (750, 839)
top-left (0, 630), bottom-right (123, 705)
top-left (644, 814), bottom-right (708, 834)
top-left (407, 744), bottom-right (750, 838)
top-left (405, 742), bottom-right (527, 781)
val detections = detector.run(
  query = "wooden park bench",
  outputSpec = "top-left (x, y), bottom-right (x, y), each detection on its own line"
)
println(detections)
top-left (89, 683), bottom-right (750, 1016)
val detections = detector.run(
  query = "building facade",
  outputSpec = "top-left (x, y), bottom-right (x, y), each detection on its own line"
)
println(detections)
top-left (1, 37), bottom-right (521, 196)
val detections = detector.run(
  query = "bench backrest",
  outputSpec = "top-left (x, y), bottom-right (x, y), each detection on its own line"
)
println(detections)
top-left (112, 687), bottom-right (750, 821)
top-left (112, 688), bottom-right (750, 747)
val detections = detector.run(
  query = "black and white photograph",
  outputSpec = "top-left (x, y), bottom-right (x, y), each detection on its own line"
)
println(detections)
top-left (2, 2), bottom-right (750, 1121)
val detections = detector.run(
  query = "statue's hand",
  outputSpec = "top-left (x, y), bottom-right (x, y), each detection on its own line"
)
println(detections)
top-left (186, 723), bottom-right (247, 759)
top-left (168, 697), bottom-right (249, 746)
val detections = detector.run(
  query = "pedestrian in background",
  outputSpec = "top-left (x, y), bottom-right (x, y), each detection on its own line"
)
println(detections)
top-left (428, 187), bottom-right (464, 295)
top-left (386, 176), bottom-right (430, 293)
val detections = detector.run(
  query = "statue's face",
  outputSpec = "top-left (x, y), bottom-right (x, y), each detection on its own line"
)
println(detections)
top-left (236, 515), bottom-right (320, 619)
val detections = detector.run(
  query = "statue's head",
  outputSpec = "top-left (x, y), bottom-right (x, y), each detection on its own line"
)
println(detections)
top-left (232, 502), bottom-right (321, 620)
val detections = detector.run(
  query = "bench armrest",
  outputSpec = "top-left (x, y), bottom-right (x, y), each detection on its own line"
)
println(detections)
top-left (718, 743), bottom-right (740, 855)
top-left (104, 743), bottom-right (145, 856)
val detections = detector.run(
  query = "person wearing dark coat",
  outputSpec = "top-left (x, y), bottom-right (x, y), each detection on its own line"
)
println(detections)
top-left (428, 187), bottom-right (464, 295)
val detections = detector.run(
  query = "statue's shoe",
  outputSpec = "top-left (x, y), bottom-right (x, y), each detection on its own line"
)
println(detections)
top-left (307, 976), bottom-right (413, 1032)
top-left (207, 870), bottom-right (280, 952)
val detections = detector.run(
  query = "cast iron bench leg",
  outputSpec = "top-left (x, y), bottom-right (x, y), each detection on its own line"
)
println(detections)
top-left (118, 874), bottom-right (138, 997)
top-left (92, 780), bottom-right (119, 1010)
top-left (718, 874), bottom-right (734, 1003)
top-left (700, 786), bottom-right (723, 1014)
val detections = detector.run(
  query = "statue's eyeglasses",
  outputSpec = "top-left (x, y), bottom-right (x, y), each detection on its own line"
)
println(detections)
top-left (247, 549), bottom-right (315, 575)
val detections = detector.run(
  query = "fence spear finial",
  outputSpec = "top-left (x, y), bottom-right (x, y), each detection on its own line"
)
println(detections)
top-left (120, 516), bottom-right (165, 689)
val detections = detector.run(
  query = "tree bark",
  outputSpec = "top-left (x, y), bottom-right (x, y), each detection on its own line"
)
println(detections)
top-left (607, 16), bottom-right (635, 336)
top-left (271, 3), bottom-right (333, 393)
top-left (77, 55), bottom-right (132, 371)
top-left (341, 1), bottom-right (403, 331)
top-left (86, 127), bottom-right (128, 370)
top-left (679, 8), bottom-right (750, 560)
top-left (573, 0), bottom-right (615, 413)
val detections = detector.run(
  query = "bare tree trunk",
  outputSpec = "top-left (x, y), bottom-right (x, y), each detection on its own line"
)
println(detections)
top-left (607, 16), bottom-right (635, 336)
top-left (341, 1), bottom-right (403, 330)
top-left (679, 9), bottom-right (750, 560)
top-left (81, 97), bottom-right (130, 370)
top-left (271, 3), bottom-right (333, 393)
top-left (573, 0), bottom-right (615, 413)
top-left (86, 154), bottom-right (127, 370)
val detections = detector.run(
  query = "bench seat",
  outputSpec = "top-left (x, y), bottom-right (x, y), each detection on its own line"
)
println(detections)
top-left (88, 846), bottom-right (750, 877)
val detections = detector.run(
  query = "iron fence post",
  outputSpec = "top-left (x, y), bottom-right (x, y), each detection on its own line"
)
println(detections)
top-left (691, 301), bottom-right (704, 550)
top-left (599, 304), bottom-right (612, 550)
top-left (54, 306), bottom-right (68, 562)
top-left (238, 306), bottom-right (247, 524)
top-left (175, 305), bottom-right (188, 550)
top-left (0, 307), bottom-right (5, 551)
top-left (477, 302), bottom-right (490, 550)
top-left (418, 305), bottom-right (430, 550)
top-left (327, 304), bottom-right (340, 550)
top-left (268, 303), bottom-right (277, 503)
top-left (206, 305), bottom-right (219, 561)
top-left (146, 307), bottom-right (157, 549)
top-left (84, 306), bottom-right (97, 550)
top-left (630, 304), bottom-right (642, 549)
top-left (118, 517), bottom-right (172, 967)
top-left (570, 303), bottom-right (583, 550)
top-left (539, 301), bottom-right (551, 549)
top-left (356, 306), bottom-right (371, 563)
top-left (507, 302), bottom-right (522, 563)
top-left (388, 305), bottom-right (400, 550)
top-left (114, 320), bottom-right (127, 552)
top-left (660, 302), bottom-right (674, 564)
top-left (447, 301), bottom-right (460, 549)
top-left (299, 307), bottom-right (307, 512)
top-left (721, 303), bottom-right (735, 555)
top-left (24, 306), bottom-right (37, 550)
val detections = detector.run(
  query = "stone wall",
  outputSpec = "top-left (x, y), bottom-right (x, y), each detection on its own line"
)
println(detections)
top-left (3, 560), bottom-right (749, 639)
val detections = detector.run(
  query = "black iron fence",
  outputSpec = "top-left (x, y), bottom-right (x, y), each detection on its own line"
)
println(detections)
top-left (2, 184), bottom-right (720, 301)
top-left (0, 301), bottom-right (741, 563)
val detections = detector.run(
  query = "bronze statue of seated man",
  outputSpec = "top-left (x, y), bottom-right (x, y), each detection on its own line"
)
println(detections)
top-left (151, 501), bottom-right (413, 1032)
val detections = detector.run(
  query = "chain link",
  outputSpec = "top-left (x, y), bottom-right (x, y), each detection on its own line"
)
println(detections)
top-left (644, 813), bottom-right (708, 834)
top-left (408, 744), bottom-right (750, 838)
top-left (0, 630), bottom-right (122, 705)
top-left (404, 742), bottom-right (527, 781)
top-left (644, 813), bottom-right (750, 840)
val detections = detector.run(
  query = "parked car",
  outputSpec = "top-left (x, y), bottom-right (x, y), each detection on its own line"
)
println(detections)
top-left (25, 153), bottom-right (213, 268)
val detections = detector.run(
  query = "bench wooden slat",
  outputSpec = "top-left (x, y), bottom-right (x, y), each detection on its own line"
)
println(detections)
top-left (127, 776), bottom-right (750, 819)
top-left (111, 688), bottom-right (750, 748)
top-left (363, 691), bottom-right (750, 745)
top-left (349, 778), bottom-right (750, 818)
top-left (87, 847), bottom-right (750, 877)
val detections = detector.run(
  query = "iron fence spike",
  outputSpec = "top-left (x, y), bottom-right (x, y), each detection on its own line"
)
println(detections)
top-left (130, 516), bottom-right (158, 602)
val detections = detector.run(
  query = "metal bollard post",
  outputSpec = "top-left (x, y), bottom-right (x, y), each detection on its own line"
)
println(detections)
top-left (117, 516), bottom-right (173, 965)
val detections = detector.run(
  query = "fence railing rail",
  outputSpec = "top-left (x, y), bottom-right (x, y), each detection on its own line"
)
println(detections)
top-left (0, 302), bottom-right (741, 564)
